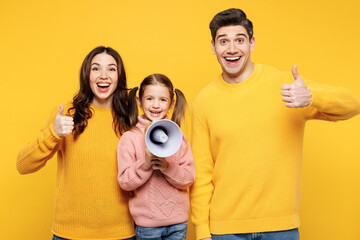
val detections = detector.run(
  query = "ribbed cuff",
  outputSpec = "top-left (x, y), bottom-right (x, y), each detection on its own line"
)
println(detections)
top-left (162, 156), bottom-right (178, 176)
top-left (195, 224), bottom-right (212, 240)
top-left (50, 124), bottom-right (62, 140)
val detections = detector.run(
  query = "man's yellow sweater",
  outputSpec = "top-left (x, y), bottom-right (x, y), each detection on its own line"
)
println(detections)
top-left (190, 64), bottom-right (360, 239)
top-left (17, 104), bottom-right (134, 240)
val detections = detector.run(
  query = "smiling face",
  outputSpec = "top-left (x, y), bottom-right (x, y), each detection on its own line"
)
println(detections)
top-left (89, 52), bottom-right (118, 108)
top-left (137, 84), bottom-right (174, 122)
top-left (212, 25), bottom-right (255, 83)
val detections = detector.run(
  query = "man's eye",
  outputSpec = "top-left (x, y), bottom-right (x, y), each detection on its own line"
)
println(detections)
top-left (237, 39), bottom-right (244, 43)
top-left (220, 40), bottom-right (227, 44)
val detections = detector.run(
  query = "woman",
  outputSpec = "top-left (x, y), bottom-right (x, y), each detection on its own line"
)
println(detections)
top-left (17, 46), bottom-right (135, 240)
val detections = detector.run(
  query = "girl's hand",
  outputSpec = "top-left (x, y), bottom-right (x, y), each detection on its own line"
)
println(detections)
top-left (150, 158), bottom-right (168, 172)
top-left (145, 148), bottom-right (154, 165)
top-left (53, 104), bottom-right (74, 137)
top-left (145, 148), bottom-right (168, 172)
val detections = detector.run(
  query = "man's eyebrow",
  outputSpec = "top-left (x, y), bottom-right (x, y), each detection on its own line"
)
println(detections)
top-left (236, 33), bottom-right (248, 38)
top-left (216, 34), bottom-right (227, 40)
top-left (216, 33), bottom-right (248, 40)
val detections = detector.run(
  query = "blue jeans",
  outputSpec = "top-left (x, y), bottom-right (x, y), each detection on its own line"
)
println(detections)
top-left (52, 235), bottom-right (135, 240)
top-left (135, 222), bottom-right (188, 240)
top-left (212, 228), bottom-right (299, 240)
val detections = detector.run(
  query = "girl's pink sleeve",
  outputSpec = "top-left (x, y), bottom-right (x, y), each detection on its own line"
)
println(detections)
top-left (162, 135), bottom-right (196, 190)
top-left (117, 132), bottom-right (153, 191)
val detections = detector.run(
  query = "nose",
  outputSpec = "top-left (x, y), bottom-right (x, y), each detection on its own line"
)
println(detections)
top-left (153, 100), bottom-right (160, 108)
top-left (99, 70), bottom-right (108, 79)
top-left (227, 41), bottom-right (237, 53)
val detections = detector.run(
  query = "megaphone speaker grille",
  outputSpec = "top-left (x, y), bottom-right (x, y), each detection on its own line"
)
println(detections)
top-left (145, 119), bottom-right (183, 158)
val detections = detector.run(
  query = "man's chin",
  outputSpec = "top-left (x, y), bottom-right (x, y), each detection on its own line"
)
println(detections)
top-left (223, 69), bottom-right (242, 78)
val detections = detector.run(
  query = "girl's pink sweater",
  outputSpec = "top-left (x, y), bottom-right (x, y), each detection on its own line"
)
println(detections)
top-left (117, 115), bottom-right (195, 227)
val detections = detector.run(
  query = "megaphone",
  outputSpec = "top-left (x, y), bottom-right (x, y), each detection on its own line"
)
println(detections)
top-left (145, 119), bottom-right (183, 158)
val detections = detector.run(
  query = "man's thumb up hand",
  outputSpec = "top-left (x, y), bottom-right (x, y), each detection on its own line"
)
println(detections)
top-left (281, 65), bottom-right (312, 108)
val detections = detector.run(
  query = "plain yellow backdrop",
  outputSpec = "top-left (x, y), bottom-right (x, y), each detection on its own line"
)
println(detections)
top-left (1, 0), bottom-right (360, 239)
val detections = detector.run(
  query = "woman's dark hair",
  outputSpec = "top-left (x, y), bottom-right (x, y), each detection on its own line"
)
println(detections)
top-left (68, 46), bottom-right (130, 140)
top-left (210, 8), bottom-right (253, 41)
top-left (128, 74), bottom-right (188, 128)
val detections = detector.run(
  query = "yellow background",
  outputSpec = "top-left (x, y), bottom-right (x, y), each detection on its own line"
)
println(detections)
top-left (1, 0), bottom-right (360, 239)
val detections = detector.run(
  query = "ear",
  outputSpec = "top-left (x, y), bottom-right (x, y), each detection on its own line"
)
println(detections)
top-left (136, 96), bottom-right (142, 107)
top-left (211, 40), bottom-right (216, 55)
top-left (169, 99), bottom-right (175, 109)
top-left (250, 37), bottom-right (255, 52)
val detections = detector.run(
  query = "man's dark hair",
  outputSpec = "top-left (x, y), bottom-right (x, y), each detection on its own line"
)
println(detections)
top-left (210, 8), bottom-right (253, 42)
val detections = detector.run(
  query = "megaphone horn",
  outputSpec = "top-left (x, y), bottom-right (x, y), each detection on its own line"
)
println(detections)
top-left (145, 119), bottom-right (183, 158)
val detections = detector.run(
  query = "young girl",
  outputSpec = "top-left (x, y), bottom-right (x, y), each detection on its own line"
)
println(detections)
top-left (117, 74), bottom-right (195, 240)
top-left (17, 46), bottom-right (135, 240)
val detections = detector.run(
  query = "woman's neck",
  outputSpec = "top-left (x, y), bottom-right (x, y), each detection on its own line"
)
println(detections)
top-left (91, 97), bottom-right (113, 109)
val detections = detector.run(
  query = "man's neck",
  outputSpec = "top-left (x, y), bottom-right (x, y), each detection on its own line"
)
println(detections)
top-left (223, 62), bottom-right (255, 84)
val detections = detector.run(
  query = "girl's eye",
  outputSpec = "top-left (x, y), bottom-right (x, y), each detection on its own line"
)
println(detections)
top-left (161, 99), bottom-right (167, 102)
top-left (146, 97), bottom-right (152, 101)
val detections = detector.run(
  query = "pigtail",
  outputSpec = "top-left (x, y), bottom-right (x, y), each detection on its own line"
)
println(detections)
top-left (171, 88), bottom-right (188, 127)
top-left (128, 87), bottom-right (139, 128)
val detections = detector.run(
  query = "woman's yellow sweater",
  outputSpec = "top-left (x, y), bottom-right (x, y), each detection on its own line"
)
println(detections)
top-left (17, 104), bottom-right (134, 240)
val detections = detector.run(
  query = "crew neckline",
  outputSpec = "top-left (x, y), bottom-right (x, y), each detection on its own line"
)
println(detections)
top-left (90, 104), bottom-right (113, 113)
top-left (216, 63), bottom-right (262, 91)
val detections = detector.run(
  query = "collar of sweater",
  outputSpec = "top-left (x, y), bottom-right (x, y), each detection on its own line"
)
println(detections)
top-left (135, 115), bottom-right (169, 133)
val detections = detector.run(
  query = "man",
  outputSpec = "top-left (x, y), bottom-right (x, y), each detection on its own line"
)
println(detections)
top-left (190, 8), bottom-right (360, 240)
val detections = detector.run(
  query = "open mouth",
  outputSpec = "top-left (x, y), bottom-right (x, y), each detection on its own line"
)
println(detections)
top-left (97, 83), bottom-right (110, 88)
top-left (224, 56), bottom-right (241, 62)
top-left (150, 110), bottom-right (162, 116)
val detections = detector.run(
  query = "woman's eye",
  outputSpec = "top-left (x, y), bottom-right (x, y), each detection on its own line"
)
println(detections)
top-left (109, 68), bottom-right (116, 72)
top-left (92, 67), bottom-right (99, 71)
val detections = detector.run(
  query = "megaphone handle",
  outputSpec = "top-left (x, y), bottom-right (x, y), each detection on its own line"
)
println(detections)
top-left (150, 158), bottom-right (165, 169)
top-left (151, 158), bottom-right (160, 167)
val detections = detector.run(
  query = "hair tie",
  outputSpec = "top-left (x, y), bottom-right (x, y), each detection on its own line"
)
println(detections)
top-left (173, 88), bottom-right (176, 93)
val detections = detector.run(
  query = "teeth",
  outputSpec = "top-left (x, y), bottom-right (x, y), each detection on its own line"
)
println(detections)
top-left (225, 57), bottom-right (240, 61)
top-left (97, 83), bottom-right (110, 87)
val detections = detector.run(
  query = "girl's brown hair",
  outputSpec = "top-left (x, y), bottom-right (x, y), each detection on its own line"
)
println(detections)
top-left (128, 74), bottom-right (187, 128)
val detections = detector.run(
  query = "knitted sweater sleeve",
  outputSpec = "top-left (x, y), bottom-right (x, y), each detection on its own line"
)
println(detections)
top-left (300, 79), bottom-right (360, 121)
top-left (189, 102), bottom-right (214, 240)
top-left (117, 131), bottom-right (154, 191)
top-left (162, 135), bottom-right (196, 190)
top-left (16, 106), bottom-right (62, 175)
